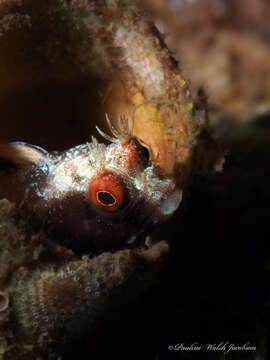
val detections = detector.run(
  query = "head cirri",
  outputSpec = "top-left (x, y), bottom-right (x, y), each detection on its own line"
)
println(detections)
top-left (0, 115), bottom-right (182, 253)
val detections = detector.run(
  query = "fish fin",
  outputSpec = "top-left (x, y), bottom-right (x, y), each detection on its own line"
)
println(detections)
top-left (0, 142), bottom-right (49, 169)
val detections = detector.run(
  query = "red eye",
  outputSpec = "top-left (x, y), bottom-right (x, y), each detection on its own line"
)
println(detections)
top-left (89, 174), bottom-right (124, 212)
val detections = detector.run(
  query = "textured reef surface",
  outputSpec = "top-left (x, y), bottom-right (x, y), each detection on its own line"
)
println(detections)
top-left (0, 1), bottom-right (209, 357)
top-left (2, 1), bottom-right (270, 360)
top-left (0, 0), bottom-right (219, 180)
top-left (0, 2), bottom-right (221, 356)
top-left (0, 198), bottom-right (170, 359)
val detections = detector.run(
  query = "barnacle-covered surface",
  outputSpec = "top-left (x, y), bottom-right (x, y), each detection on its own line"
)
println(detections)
top-left (0, 198), bottom-right (170, 359)
top-left (147, 0), bottom-right (270, 132)
top-left (3, 1), bottom-right (270, 360)
top-left (0, 1), bottom-right (210, 358)
top-left (141, 2), bottom-right (270, 360)
top-left (0, 0), bottom-right (211, 181)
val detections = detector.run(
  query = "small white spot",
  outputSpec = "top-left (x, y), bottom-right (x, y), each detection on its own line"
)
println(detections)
top-left (214, 156), bottom-right (225, 173)
top-left (126, 234), bottom-right (137, 245)
top-left (0, 291), bottom-right (9, 312)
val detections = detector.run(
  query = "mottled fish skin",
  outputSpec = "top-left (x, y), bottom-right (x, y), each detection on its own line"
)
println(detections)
top-left (0, 132), bottom-right (182, 253)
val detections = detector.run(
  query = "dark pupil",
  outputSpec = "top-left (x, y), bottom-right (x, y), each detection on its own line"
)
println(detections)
top-left (139, 145), bottom-right (150, 162)
top-left (98, 191), bottom-right (115, 205)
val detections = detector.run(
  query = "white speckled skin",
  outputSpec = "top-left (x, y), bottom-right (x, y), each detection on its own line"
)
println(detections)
top-left (0, 136), bottom-right (182, 253)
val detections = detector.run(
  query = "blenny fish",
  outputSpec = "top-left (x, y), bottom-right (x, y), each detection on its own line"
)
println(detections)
top-left (0, 0), bottom-right (212, 358)
top-left (0, 116), bottom-right (182, 253)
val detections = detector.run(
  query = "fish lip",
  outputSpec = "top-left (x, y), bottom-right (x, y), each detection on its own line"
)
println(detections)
top-left (159, 188), bottom-right (183, 217)
top-left (67, 189), bottom-right (182, 255)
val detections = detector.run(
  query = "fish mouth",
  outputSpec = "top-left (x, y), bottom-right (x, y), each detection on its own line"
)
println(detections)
top-left (3, 197), bottom-right (168, 262)
top-left (0, 156), bottom-right (183, 260)
top-left (0, 197), bottom-right (170, 270)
